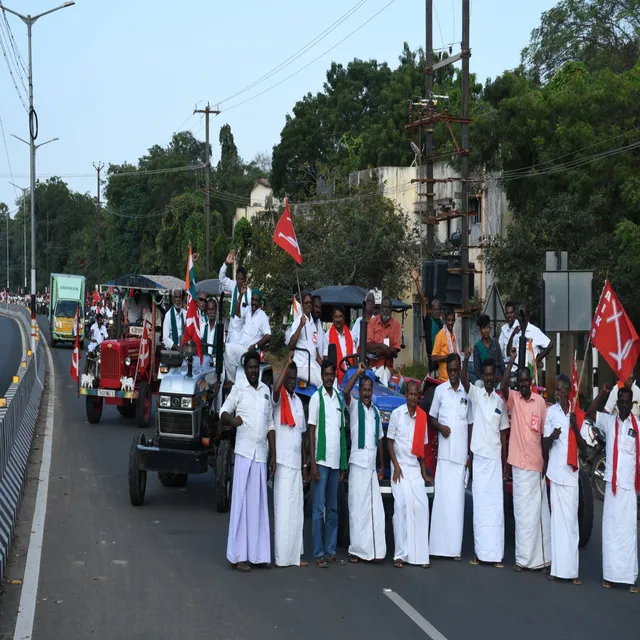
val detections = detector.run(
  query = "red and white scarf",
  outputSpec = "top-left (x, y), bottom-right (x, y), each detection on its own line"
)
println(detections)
top-left (612, 413), bottom-right (640, 496)
top-left (411, 406), bottom-right (428, 459)
top-left (328, 324), bottom-right (354, 385)
top-left (279, 389), bottom-right (297, 428)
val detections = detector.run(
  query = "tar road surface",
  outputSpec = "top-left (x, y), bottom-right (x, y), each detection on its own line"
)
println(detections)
top-left (0, 314), bottom-right (23, 397)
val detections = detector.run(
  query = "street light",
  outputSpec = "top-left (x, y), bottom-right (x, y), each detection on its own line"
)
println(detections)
top-left (9, 182), bottom-right (29, 291)
top-left (2, 1), bottom-right (75, 351)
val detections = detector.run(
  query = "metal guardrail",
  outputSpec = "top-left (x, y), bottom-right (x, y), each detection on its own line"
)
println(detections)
top-left (0, 304), bottom-right (45, 579)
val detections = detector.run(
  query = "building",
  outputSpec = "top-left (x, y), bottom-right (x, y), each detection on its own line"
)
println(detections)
top-left (233, 178), bottom-right (280, 230)
top-left (350, 163), bottom-right (511, 367)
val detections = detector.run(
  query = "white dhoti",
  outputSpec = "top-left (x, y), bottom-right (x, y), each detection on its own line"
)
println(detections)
top-left (430, 459), bottom-right (466, 558)
top-left (472, 455), bottom-right (504, 563)
top-left (348, 464), bottom-right (386, 561)
top-left (293, 352), bottom-right (322, 388)
top-left (224, 343), bottom-right (246, 383)
top-left (391, 466), bottom-right (430, 565)
top-left (273, 464), bottom-right (304, 567)
top-left (512, 467), bottom-right (551, 569)
top-left (549, 481), bottom-right (579, 579)
top-left (603, 481), bottom-right (638, 585)
top-left (373, 366), bottom-right (392, 387)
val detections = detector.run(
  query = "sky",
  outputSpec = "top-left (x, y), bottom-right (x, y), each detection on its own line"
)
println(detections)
top-left (0, 0), bottom-right (558, 212)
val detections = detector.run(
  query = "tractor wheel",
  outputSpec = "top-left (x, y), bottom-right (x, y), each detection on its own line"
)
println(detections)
top-left (215, 438), bottom-right (234, 513)
top-left (578, 468), bottom-right (594, 548)
top-left (117, 403), bottom-right (136, 418)
top-left (128, 432), bottom-right (147, 506)
top-left (136, 382), bottom-right (152, 428)
top-left (86, 396), bottom-right (103, 424)
top-left (158, 472), bottom-right (188, 487)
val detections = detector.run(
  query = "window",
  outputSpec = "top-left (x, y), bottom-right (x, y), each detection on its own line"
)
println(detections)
top-left (471, 195), bottom-right (481, 224)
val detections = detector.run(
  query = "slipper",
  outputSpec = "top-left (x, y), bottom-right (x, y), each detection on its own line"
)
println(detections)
top-left (602, 580), bottom-right (613, 589)
top-left (316, 557), bottom-right (328, 569)
top-left (300, 560), bottom-right (309, 567)
top-left (349, 555), bottom-right (360, 564)
top-left (548, 575), bottom-right (556, 581)
top-left (629, 585), bottom-right (640, 594)
top-left (234, 562), bottom-right (252, 573)
top-left (421, 564), bottom-right (430, 569)
top-left (453, 556), bottom-right (462, 562)
top-left (255, 562), bottom-right (272, 570)
top-left (494, 563), bottom-right (504, 569)
top-left (469, 557), bottom-right (480, 566)
top-left (573, 578), bottom-right (582, 585)
top-left (513, 565), bottom-right (524, 573)
top-left (328, 555), bottom-right (346, 566)
top-left (394, 560), bottom-right (404, 569)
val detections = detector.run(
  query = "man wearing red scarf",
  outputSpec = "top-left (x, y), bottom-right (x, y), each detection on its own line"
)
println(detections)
top-left (325, 306), bottom-right (355, 386)
top-left (543, 374), bottom-right (587, 585)
top-left (587, 384), bottom-right (640, 593)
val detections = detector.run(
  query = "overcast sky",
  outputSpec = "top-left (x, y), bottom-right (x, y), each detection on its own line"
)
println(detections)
top-left (0, 0), bottom-right (557, 210)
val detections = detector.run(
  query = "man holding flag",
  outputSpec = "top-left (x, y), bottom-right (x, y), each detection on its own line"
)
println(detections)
top-left (219, 250), bottom-right (251, 346)
top-left (543, 366), bottom-right (587, 585)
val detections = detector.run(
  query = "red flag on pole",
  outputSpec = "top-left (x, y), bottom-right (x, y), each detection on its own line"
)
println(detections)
top-left (138, 321), bottom-right (150, 378)
top-left (590, 281), bottom-right (640, 383)
top-left (70, 305), bottom-right (80, 383)
top-left (567, 352), bottom-right (585, 471)
top-left (273, 198), bottom-right (302, 265)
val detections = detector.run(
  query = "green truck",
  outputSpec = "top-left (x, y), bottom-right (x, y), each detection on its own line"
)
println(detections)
top-left (49, 273), bottom-right (86, 347)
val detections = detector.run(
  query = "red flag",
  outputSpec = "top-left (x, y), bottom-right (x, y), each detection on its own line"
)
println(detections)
top-left (273, 198), bottom-right (302, 265)
top-left (138, 321), bottom-right (150, 377)
top-left (182, 244), bottom-right (203, 364)
top-left (567, 352), bottom-right (585, 471)
top-left (590, 281), bottom-right (640, 383)
top-left (70, 306), bottom-right (80, 383)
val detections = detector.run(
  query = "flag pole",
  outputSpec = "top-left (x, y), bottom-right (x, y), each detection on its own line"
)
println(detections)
top-left (578, 278), bottom-right (607, 396)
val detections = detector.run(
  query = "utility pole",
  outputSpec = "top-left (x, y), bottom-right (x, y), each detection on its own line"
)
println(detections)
top-left (93, 162), bottom-right (104, 284)
top-left (9, 182), bottom-right (28, 290)
top-left (193, 103), bottom-right (220, 278)
top-left (425, 0), bottom-right (434, 253)
top-left (5, 208), bottom-right (9, 291)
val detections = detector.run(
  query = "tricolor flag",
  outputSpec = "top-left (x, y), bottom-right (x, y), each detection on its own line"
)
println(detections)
top-left (70, 305), bottom-right (80, 383)
top-left (182, 243), bottom-right (203, 363)
top-left (287, 295), bottom-right (301, 326)
top-left (273, 198), bottom-right (302, 265)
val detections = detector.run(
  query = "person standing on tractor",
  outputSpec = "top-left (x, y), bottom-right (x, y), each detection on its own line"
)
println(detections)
top-left (461, 352), bottom-right (509, 568)
top-left (412, 268), bottom-right (443, 377)
top-left (366, 296), bottom-right (401, 387)
top-left (308, 359), bottom-right (347, 568)
top-left (271, 353), bottom-right (308, 568)
top-left (162, 288), bottom-right (186, 351)
top-left (325, 305), bottom-right (355, 386)
top-left (499, 301), bottom-right (519, 378)
top-left (201, 298), bottom-right (219, 362)
top-left (219, 250), bottom-right (251, 345)
top-left (506, 304), bottom-right (552, 386)
top-left (288, 292), bottom-right (324, 388)
top-left (343, 363), bottom-right (386, 564)
top-left (387, 379), bottom-right (431, 568)
top-left (431, 310), bottom-right (460, 381)
top-left (197, 290), bottom-right (207, 326)
top-left (221, 350), bottom-right (275, 572)
top-left (604, 372), bottom-right (640, 421)
top-left (502, 347), bottom-right (550, 573)
top-left (473, 315), bottom-right (504, 383)
top-left (587, 384), bottom-right (640, 593)
top-left (543, 374), bottom-right (587, 585)
top-left (352, 291), bottom-right (376, 352)
top-left (429, 353), bottom-right (471, 561)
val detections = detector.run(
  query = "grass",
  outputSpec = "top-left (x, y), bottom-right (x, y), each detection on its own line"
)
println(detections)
top-left (399, 361), bottom-right (428, 381)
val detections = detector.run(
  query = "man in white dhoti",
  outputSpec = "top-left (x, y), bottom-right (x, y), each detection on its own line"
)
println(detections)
top-left (218, 250), bottom-right (251, 345)
top-left (343, 362), bottom-right (386, 563)
top-left (271, 353), bottom-right (308, 568)
top-left (461, 353), bottom-right (509, 567)
top-left (221, 351), bottom-right (275, 572)
top-left (587, 384), bottom-right (640, 593)
top-left (543, 374), bottom-right (587, 585)
top-left (429, 353), bottom-right (471, 561)
top-left (501, 347), bottom-right (550, 573)
top-left (288, 292), bottom-right (325, 388)
top-left (387, 380), bottom-right (431, 568)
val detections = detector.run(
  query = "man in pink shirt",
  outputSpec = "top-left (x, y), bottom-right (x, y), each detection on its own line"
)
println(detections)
top-left (501, 347), bottom-right (551, 572)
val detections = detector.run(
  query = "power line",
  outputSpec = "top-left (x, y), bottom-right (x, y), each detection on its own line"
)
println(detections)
top-left (0, 15), bottom-right (27, 110)
top-left (216, 0), bottom-right (369, 106)
top-left (0, 113), bottom-right (18, 204)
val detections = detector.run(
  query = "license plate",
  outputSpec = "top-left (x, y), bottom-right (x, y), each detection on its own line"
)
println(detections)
top-left (97, 389), bottom-right (116, 397)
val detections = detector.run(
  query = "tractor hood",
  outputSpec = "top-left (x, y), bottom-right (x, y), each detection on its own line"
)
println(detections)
top-left (159, 363), bottom-right (218, 396)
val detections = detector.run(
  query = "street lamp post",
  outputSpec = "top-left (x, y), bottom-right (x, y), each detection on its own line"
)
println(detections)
top-left (3, 1), bottom-right (75, 351)
top-left (8, 182), bottom-right (28, 291)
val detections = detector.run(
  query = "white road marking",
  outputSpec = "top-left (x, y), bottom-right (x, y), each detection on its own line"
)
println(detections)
top-left (383, 589), bottom-right (449, 640)
top-left (13, 338), bottom-right (55, 640)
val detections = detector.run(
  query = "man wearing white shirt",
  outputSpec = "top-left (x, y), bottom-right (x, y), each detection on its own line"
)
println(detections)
top-left (344, 362), bottom-right (385, 563)
top-left (308, 360), bottom-right (347, 568)
top-left (223, 288), bottom-right (271, 383)
top-left (499, 301), bottom-right (519, 374)
top-left (461, 353), bottom-right (509, 567)
top-left (88, 314), bottom-right (108, 353)
top-left (506, 305), bottom-right (552, 382)
top-left (271, 353), bottom-right (308, 568)
top-left (288, 292), bottom-right (325, 388)
top-left (429, 353), bottom-right (471, 560)
top-left (543, 374), bottom-right (587, 585)
top-left (162, 289), bottom-right (186, 351)
top-left (221, 351), bottom-right (275, 572)
top-left (387, 380), bottom-right (431, 568)
top-left (587, 385), bottom-right (640, 593)
top-left (219, 250), bottom-right (251, 345)
top-left (200, 299), bottom-right (220, 363)
top-left (604, 373), bottom-right (640, 421)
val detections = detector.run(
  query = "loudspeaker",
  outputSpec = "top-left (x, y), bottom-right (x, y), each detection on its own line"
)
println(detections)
top-left (422, 260), bottom-right (448, 303)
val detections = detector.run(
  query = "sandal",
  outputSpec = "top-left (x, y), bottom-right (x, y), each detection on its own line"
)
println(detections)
top-left (513, 564), bottom-right (524, 573)
top-left (327, 554), bottom-right (346, 566)
top-left (394, 560), bottom-right (404, 569)
top-left (629, 585), bottom-right (640, 594)
top-left (453, 556), bottom-right (462, 562)
top-left (349, 555), bottom-right (360, 564)
top-left (469, 557), bottom-right (480, 566)
top-left (315, 556), bottom-right (328, 569)
top-left (234, 562), bottom-right (252, 573)
top-left (602, 580), bottom-right (613, 589)
top-left (494, 562), bottom-right (504, 569)
top-left (300, 560), bottom-right (309, 567)
top-left (572, 578), bottom-right (582, 585)
top-left (421, 564), bottom-right (430, 569)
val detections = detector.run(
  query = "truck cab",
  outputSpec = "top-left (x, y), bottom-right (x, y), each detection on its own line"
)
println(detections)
top-left (49, 273), bottom-right (86, 347)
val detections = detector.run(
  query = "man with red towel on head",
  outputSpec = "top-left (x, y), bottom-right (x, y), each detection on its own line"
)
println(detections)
top-left (429, 353), bottom-right (471, 561)
top-left (387, 379), bottom-right (431, 568)
top-left (587, 384), bottom-right (640, 593)
top-left (325, 306), bottom-right (355, 386)
top-left (270, 352), bottom-right (308, 568)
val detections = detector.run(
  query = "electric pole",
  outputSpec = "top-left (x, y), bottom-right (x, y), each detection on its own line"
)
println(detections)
top-left (193, 103), bottom-right (220, 278)
top-left (93, 162), bottom-right (104, 284)
top-left (425, 0), bottom-right (434, 253)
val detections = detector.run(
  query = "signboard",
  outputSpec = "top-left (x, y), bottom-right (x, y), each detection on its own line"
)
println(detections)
top-left (543, 270), bottom-right (593, 332)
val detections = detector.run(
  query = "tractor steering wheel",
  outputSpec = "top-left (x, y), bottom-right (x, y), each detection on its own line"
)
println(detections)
top-left (338, 352), bottom-right (376, 375)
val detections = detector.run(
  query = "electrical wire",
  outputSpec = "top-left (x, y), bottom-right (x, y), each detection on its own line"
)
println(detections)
top-left (0, 113), bottom-right (19, 205)
top-left (0, 7), bottom-right (26, 76)
top-left (433, 1), bottom-right (446, 54)
top-left (215, 0), bottom-right (369, 106)
top-left (220, 0), bottom-right (398, 114)
top-left (0, 17), bottom-right (27, 110)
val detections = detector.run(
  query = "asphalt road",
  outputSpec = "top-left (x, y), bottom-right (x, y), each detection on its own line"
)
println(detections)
top-left (0, 319), bottom-right (639, 640)
top-left (0, 314), bottom-right (23, 397)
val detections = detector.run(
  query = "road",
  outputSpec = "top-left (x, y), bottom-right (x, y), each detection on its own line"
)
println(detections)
top-left (0, 319), bottom-right (639, 640)
top-left (0, 314), bottom-right (23, 397)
